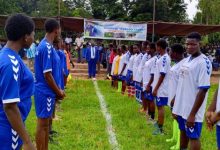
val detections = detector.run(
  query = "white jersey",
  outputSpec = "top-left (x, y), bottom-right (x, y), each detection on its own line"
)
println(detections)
top-left (142, 56), bottom-right (158, 91)
top-left (216, 80), bottom-right (220, 126)
top-left (153, 53), bottom-right (171, 98)
top-left (151, 55), bottom-right (159, 90)
top-left (133, 53), bottom-right (143, 82)
top-left (173, 54), bottom-right (212, 122)
top-left (118, 52), bottom-right (131, 76)
top-left (136, 53), bottom-right (151, 83)
top-left (127, 54), bottom-right (136, 72)
top-left (167, 58), bottom-right (186, 107)
top-left (111, 55), bottom-right (118, 76)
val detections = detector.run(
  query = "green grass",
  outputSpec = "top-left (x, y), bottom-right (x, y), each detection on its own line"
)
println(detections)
top-left (98, 81), bottom-right (218, 150)
top-left (26, 80), bottom-right (110, 150)
top-left (25, 80), bottom-right (218, 150)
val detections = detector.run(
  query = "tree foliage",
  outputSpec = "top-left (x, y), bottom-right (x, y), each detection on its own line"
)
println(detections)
top-left (0, 0), bottom-right (188, 22)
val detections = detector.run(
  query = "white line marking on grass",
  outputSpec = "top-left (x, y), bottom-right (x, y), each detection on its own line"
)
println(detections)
top-left (93, 80), bottom-right (119, 150)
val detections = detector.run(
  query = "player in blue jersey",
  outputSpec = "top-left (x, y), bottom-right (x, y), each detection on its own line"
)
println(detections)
top-left (0, 14), bottom-right (35, 150)
top-left (34, 19), bottom-right (65, 150)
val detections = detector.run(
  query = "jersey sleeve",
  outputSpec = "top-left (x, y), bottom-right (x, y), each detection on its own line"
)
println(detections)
top-left (159, 56), bottom-right (170, 75)
top-left (1, 64), bottom-right (20, 104)
top-left (124, 54), bottom-right (129, 64)
top-left (198, 60), bottom-right (212, 89)
top-left (42, 46), bottom-right (53, 73)
top-left (63, 53), bottom-right (69, 76)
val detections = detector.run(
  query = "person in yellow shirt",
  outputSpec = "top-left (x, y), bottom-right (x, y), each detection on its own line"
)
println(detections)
top-left (111, 48), bottom-right (122, 88)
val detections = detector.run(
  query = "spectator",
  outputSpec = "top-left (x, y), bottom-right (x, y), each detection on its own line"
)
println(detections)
top-left (75, 33), bottom-right (84, 63)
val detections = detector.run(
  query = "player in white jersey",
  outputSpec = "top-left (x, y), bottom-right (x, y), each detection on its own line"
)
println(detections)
top-left (110, 48), bottom-right (118, 87)
top-left (119, 45), bottom-right (131, 95)
top-left (135, 41), bottom-right (151, 113)
top-left (133, 43), bottom-right (143, 103)
top-left (173, 32), bottom-right (212, 150)
top-left (126, 45), bottom-right (136, 97)
top-left (142, 43), bottom-right (157, 121)
top-left (206, 82), bottom-right (220, 150)
top-left (152, 39), bottom-right (171, 135)
top-left (169, 44), bottom-right (186, 108)
top-left (166, 44), bottom-right (185, 148)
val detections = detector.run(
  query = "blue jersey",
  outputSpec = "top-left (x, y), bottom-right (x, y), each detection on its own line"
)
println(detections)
top-left (57, 49), bottom-right (68, 90)
top-left (34, 38), bottom-right (61, 97)
top-left (0, 47), bottom-right (34, 126)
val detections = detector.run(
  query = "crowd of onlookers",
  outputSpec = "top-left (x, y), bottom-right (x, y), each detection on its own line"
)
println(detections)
top-left (1, 37), bottom-right (220, 72)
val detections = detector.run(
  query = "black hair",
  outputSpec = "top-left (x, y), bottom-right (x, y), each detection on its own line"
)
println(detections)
top-left (44, 18), bottom-right (60, 33)
top-left (156, 39), bottom-right (167, 50)
top-left (143, 40), bottom-right (150, 47)
top-left (186, 32), bottom-right (201, 41)
top-left (149, 43), bottom-right (156, 50)
top-left (171, 43), bottom-right (184, 55)
top-left (5, 13), bottom-right (35, 41)
top-left (129, 45), bottom-right (133, 54)
top-left (134, 43), bottom-right (141, 49)
top-left (109, 43), bottom-right (114, 48)
top-left (121, 45), bottom-right (126, 51)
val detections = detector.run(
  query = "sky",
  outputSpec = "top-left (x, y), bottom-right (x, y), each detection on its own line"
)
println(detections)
top-left (184, 0), bottom-right (198, 20)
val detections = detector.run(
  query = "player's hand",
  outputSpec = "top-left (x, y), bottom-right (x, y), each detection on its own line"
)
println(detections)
top-left (152, 89), bottom-right (157, 97)
top-left (57, 90), bottom-right (65, 100)
top-left (172, 113), bottom-right (178, 120)
top-left (210, 112), bottom-right (218, 124)
top-left (206, 111), bottom-right (214, 131)
top-left (23, 141), bottom-right (36, 150)
top-left (186, 114), bottom-right (195, 128)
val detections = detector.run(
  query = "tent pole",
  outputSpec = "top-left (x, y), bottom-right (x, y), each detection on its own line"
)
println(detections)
top-left (152, 0), bottom-right (156, 42)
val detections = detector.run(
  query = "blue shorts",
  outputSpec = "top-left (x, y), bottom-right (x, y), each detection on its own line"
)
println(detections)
top-left (143, 88), bottom-right (154, 101)
top-left (118, 75), bottom-right (126, 81)
top-left (0, 126), bottom-right (22, 150)
top-left (135, 82), bottom-right (143, 91)
top-left (216, 125), bottom-right (220, 149)
top-left (34, 91), bottom-right (55, 118)
top-left (126, 70), bottom-right (133, 86)
top-left (177, 116), bottom-right (202, 139)
top-left (112, 75), bottom-right (118, 80)
top-left (155, 97), bottom-right (168, 106)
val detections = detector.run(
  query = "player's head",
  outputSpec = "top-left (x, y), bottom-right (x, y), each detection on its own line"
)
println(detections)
top-left (120, 45), bottom-right (126, 54)
top-left (185, 32), bottom-right (201, 55)
top-left (44, 18), bottom-right (61, 42)
top-left (118, 47), bottom-right (122, 56)
top-left (90, 39), bottom-right (95, 46)
top-left (170, 43), bottom-right (184, 61)
top-left (5, 13), bottom-right (35, 49)
top-left (133, 43), bottom-right (140, 53)
top-left (149, 43), bottom-right (156, 55)
top-left (156, 39), bottom-right (167, 54)
top-left (129, 45), bottom-right (133, 54)
top-left (109, 43), bottom-right (114, 49)
top-left (142, 40), bottom-right (150, 53)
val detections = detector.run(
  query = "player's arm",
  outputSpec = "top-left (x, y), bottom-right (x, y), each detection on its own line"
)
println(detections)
top-left (152, 74), bottom-right (165, 96)
top-left (2, 65), bottom-right (35, 149)
top-left (43, 48), bottom-right (65, 99)
top-left (44, 72), bottom-right (65, 99)
top-left (4, 103), bottom-right (35, 149)
top-left (120, 64), bottom-right (127, 75)
top-left (187, 61), bottom-right (212, 127)
top-left (146, 74), bottom-right (154, 93)
top-left (187, 88), bottom-right (208, 127)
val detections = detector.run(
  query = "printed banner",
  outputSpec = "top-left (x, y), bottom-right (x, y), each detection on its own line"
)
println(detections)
top-left (84, 19), bottom-right (147, 41)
